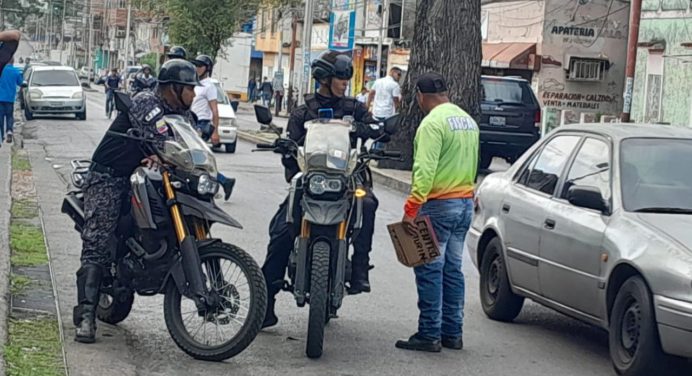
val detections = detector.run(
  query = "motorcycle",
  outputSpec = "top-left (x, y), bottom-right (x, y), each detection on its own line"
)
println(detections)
top-left (61, 94), bottom-right (267, 361)
top-left (254, 106), bottom-right (400, 358)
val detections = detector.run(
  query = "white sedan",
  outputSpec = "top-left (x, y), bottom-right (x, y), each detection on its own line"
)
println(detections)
top-left (211, 79), bottom-right (238, 153)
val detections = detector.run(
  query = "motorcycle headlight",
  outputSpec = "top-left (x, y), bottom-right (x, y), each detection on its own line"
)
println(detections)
top-left (197, 173), bottom-right (219, 195)
top-left (308, 174), bottom-right (343, 195)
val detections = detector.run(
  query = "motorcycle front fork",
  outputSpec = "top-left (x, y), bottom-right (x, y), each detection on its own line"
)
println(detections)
top-left (162, 171), bottom-right (211, 310)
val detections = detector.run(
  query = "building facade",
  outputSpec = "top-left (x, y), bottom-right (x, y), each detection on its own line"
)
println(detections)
top-left (630, 0), bottom-right (692, 126)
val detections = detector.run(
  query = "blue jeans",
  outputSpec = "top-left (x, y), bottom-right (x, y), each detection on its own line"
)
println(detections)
top-left (105, 89), bottom-right (115, 114)
top-left (0, 101), bottom-right (14, 139)
top-left (414, 198), bottom-right (473, 340)
top-left (196, 119), bottom-right (213, 141)
top-left (217, 173), bottom-right (227, 185)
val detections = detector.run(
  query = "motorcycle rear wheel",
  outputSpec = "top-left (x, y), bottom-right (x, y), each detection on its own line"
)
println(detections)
top-left (306, 240), bottom-right (330, 359)
top-left (97, 292), bottom-right (134, 325)
top-left (163, 242), bottom-right (267, 361)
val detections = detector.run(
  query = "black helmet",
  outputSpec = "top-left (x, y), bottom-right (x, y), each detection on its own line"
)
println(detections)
top-left (141, 64), bottom-right (152, 73)
top-left (191, 54), bottom-right (214, 75)
top-left (312, 50), bottom-right (353, 81)
top-left (167, 45), bottom-right (187, 60)
top-left (157, 59), bottom-right (200, 86)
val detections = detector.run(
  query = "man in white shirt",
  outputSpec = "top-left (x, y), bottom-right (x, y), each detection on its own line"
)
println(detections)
top-left (367, 67), bottom-right (402, 119)
top-left (190, 54), bottom-right (236, 200)
top-left (367, 67), bottom-right (402, 149)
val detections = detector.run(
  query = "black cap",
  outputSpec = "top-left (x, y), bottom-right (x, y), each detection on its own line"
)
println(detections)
top-left (416, 72), bottom-right (448, 94)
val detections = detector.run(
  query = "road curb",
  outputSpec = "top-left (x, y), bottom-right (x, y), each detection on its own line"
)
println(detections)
top-left (0, 142), bottom-right (12, 376)
top-left (236, 130), bottom-right (411, 194)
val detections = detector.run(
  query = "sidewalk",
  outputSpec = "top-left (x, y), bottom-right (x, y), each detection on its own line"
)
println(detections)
top-left (0, 143), bottom-right (11, 375)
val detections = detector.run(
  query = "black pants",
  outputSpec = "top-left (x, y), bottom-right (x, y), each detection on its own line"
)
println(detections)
top-left (262, 190), bottom-right (379, 297)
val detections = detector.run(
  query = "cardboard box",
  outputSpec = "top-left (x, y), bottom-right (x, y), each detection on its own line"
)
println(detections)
top-left (387, 216), bottom-right (441, 268)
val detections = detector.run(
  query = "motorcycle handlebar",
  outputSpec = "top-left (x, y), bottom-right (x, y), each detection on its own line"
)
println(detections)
top-left (255, 143), bottom-right (275, 149)
top-left (381, 151), bottom-right (402, 158)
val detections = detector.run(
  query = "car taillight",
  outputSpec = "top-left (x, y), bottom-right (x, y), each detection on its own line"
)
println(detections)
top-left (534, 110), bottom-right (541, 128)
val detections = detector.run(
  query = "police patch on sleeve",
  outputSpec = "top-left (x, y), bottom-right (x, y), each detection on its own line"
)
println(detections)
top-left (144, 106), bottom-right (162, 122)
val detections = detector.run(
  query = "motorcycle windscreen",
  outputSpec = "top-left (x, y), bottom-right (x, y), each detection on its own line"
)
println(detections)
top-left (300, 121), bottom-right (353, 173)
top-left (160, 115), bottom-right (218, 176)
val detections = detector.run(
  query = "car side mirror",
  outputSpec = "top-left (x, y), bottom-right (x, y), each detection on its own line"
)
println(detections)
top-left (567, 185), bottom-right (608, 213)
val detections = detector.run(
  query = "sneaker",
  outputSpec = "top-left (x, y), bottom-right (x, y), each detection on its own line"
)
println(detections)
top-left (222, 178), bottom-right (236, 201)
top-left (441, 336), bottom-right (463, 350)
top-left (395, 333), bottom-right (441, 353)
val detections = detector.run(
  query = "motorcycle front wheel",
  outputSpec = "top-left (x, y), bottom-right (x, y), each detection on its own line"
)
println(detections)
top-left (163, 242), bottom-right (267, 361)
top-left (306, 240), bottom-right (330, 359)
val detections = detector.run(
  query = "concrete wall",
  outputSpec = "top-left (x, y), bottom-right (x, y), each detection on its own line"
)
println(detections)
top-left (538, 0), bottom-right (629, 124)
top-left (631, 3), bottom-right (692, 126)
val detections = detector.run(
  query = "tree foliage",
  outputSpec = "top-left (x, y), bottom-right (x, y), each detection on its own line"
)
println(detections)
top-left (165, 0), bottom-right (265, 60)
top-left (379, 0), bottom-right (483, 170)
top-left (1, 0), bottom-right (43, 29)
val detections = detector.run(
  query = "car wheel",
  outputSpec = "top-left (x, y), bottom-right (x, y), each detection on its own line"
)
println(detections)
top-left (225, 141), bottom-right (237, 153)
top-left (76, 109), bottom-right (87, 121)
top-left (609, 276), bottom-right (667, 376)
top-left (480, 237), bottom-right (524, 322)
top-left (24, 106), bottom-right (33, 121)
top-left (479, 153), bottom-right (493, 170)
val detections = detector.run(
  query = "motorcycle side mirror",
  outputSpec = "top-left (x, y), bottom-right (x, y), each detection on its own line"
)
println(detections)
top-left (254, 104), bottom-right (273, 125)
top-left (114, 91), bottom-right (132, 113)
top-left (383, 114), bottom-right (400, 135)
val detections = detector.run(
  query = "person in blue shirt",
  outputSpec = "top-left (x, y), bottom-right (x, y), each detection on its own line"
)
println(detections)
top-left (0, 57), bottom-right (23, 144)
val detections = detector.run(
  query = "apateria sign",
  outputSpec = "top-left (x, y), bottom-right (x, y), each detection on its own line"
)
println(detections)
top-left (550, 26), bottom-right (596, 37)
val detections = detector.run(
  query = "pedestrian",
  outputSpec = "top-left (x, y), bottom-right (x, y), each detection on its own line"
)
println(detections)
top-left (260, 76), bottom-right (273, 108)
top-left (0, 57), bottom-right (23, 144)
top-left (367, 67), bottom-right (402, 149)
top-left (356, 87), bottom-right (368, 105)
top-left (0, 30), bottom-right (21, 77)
top-left (395, 72), bottom-right (479, 353)
top-left (248, 77), bottom-right (256, 103)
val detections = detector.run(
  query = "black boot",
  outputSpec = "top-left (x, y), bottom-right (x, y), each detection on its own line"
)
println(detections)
top-left (262, 297), bottom-right (278, 329)
top-left (222, 178), bottom-right (236, 201)
top-left (347, 257), bottom-right (371, 295)
top-left (73, 264), bottom-right (103, 343)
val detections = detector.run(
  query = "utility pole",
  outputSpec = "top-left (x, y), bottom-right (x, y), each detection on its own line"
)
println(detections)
top-left (59, 0), bottom-right (68, 64)
top-left (87, 2), bottom-right (94, 73)
top-left (287, 14), bottom-right (298, 113)
top-left (376, 0), bottom-right (390, 79)
top-left (123, 0), bottom-right (132, 73)
top-left (621, 0), bottom-right (642, 122)
top-left (298, 0), bottom-right (315, 105)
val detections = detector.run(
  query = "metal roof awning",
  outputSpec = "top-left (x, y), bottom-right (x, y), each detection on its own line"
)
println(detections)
top-left (482, 42), bottom-right (536, 69)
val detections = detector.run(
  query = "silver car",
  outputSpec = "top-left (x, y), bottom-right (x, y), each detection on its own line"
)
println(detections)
top-left (466, 123), bottom-right (692, 376)
top-left (22, 66), bottom-right (87, 120)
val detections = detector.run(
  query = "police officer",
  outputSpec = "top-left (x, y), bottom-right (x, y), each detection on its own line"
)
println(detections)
top-left (166, 45), bottom-right (187, 60)
top-left (262, 50), bottom-right (386, 328)
top-left (73, 59), bottom-right (200, 344)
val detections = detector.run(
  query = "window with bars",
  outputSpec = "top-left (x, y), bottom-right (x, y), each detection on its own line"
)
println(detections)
top-left (567, 58), bottom-right (607, 82)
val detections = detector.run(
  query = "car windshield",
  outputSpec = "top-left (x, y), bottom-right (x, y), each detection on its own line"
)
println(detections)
top-left (481, 79), bottom-right (535, 105)
top-left (214, 84), bottom-right (230, 105)
top-left (31, 70), bottom-right (79, 87)
top-left (620, 138), bottom-right (692, 213)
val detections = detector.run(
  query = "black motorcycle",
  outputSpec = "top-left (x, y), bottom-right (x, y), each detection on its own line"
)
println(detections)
top-left (254, 106), bottom-right (400, 358)
top-left (62, 97), bottom-right (267, 361)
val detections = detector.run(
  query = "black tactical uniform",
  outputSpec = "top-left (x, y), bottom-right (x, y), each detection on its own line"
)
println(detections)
top-left (74, 59), bottom-right (199, 344)
top-left (262, 51), bottom-right (391, 328)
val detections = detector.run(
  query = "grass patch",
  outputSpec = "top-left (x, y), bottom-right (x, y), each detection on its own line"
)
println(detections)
top-left (11, 199), bottom-right (38, 219)
top-left (4, 317), bottom-right (65, 376)
top-left (9, 275), bottom-right (32, 296)
top-left (10, 223), bottom-right (47, 267)
top-left (11, 153), bottom-right (30, 172)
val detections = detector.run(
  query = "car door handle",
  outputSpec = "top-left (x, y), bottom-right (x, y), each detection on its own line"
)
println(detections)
top-left (544, 218), bottom-right (556, 230)
top-left (502, 204), bottom-right (511, 213)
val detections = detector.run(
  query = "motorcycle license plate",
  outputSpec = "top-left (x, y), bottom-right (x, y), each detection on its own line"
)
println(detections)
top-left (489, 116), bottom-right (506, 126)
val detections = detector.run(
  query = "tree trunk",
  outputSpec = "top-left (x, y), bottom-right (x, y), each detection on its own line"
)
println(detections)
top-left (378, 0), bottom-right (482, 170)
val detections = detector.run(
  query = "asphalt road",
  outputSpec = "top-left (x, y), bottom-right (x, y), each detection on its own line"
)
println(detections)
top-left (23, 92), bottom-right (614, 376)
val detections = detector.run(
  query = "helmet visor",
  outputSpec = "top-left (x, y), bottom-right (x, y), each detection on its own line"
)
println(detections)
top-left (333, 55), bottom-right (354, 80)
